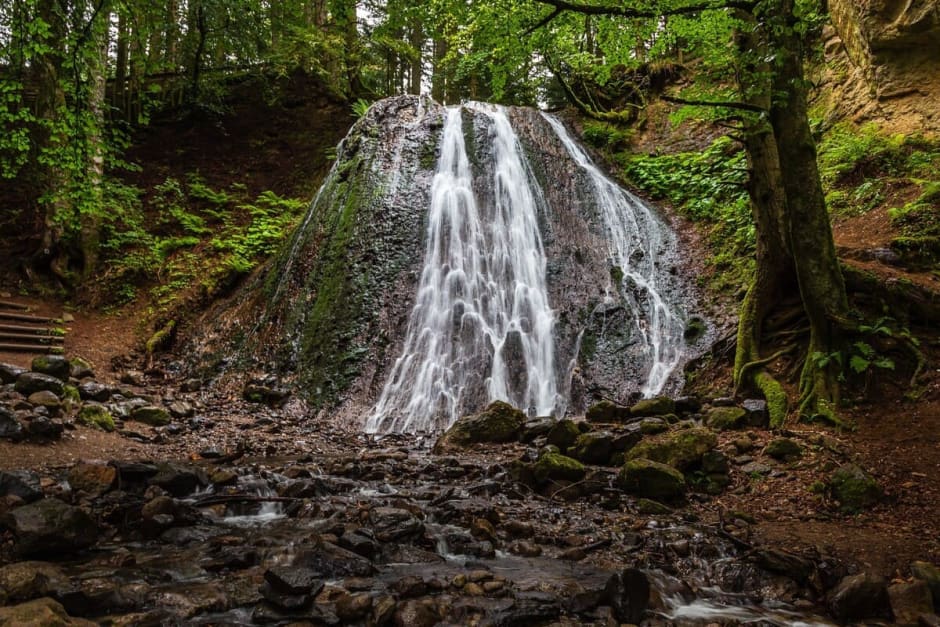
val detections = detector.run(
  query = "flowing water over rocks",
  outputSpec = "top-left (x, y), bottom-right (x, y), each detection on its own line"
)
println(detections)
top-left (197, 95), bottom-right (709, 432)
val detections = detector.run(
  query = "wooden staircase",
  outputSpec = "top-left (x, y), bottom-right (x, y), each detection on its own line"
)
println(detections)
top-left (0, 300), bottom-right (65, 354)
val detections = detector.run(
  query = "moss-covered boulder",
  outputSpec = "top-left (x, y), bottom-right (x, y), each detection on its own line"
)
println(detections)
top-left (764, 438), bottom-right (802, 461)
top-left (830, 464), bottom-right (882, 512)
top-left (585, 400), bottom-right (630, 423)
top-left (30, 355), bottom-right (71, 381)
top-left (433, 401), bottom-right (525, 451)
top-left (569, 432), bottom-right (614, 465)
top-left (129, 406), bottom-right (171, 427)
top-left (639, 418), bottom-right (668, 435)
top-left (68, 357), bottom-right (94, 379)
top-left (545, 419), bottom-right (581, 451)
top-left (14, 373), bottom-right (64, 398)
top-left (630, 397), bottom-right (675, 417)
top-left (626, 427), bottom-right (717, 470)
top-left (533, 452), bottom-right (586, 484)
top-left (706, 406), bottom-right (747, 431)
top-left (76, 405), bottom-right (115, 432)
top-left (617, 458), bottom-right (685, 501)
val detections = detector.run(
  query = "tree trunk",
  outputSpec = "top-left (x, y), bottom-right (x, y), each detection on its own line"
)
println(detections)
top-left (80, 9), bottom-right (109, 281)
top-left (765, 0), bottom-right (849, 421)
top-left (409, 16), bottom-right (423, 95)
top-left (115, 10), bottom-right (128, 114)
top-left (431, 37), bottom-right (447, 102)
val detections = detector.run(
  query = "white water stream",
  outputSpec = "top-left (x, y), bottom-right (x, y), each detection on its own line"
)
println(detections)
top-left (366, 105), bottom-right (558, 433)
top-left (542, 113), bottom-right (685, 396)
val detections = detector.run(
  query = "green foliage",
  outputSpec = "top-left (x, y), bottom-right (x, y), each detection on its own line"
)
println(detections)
top-left (351, 98), bottom-right (373, 119)
top-left (623, 137), bottom-right (753, 292)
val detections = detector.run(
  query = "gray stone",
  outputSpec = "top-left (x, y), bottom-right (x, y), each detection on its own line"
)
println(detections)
top-left (0, 470), bottom-right (43, 503)
top-left (604, 568), bottom-right (650, 624)
top-left (0, 362), bottom-right (27, 385)
top-left (3, 498), bottom-right (98, 557)
top-left (0, 406), bottom-right (25, 441)
top-left (828, 573), bottom-right (889, 620)
top-left (30, 355), bottom-right (71, 381)
top-left (77, 382), bottom-right (110, 402)
top-left (888, 580), bottom-right (934, 626)
top-left (14, 372), bottom-right (64, 397)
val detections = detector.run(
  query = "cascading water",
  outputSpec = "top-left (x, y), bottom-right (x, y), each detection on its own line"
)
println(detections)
top-left (541, 113), bottom-right (686, 397)
top-left (366, 104), bottom-right (559, 434)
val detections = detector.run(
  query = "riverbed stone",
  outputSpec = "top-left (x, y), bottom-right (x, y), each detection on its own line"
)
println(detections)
top-left (604, 567), bottom-right (650, 624)
top-left (30, 355), bottom-right (71, 381)
top-left (519, 416), bottom-right (555, 442)
top-left (626, 427), bottom-right (717, 470)
top-left (4, 498), bottom-right (98, 557)
top-left (129, 406), bottom-right (171, 426)
top-left (546, 419), bottom-right (581, 451)
top-left (0, 362), bottom-right (27, 384)
top-left (586, 400), bottom-right (630, 422)
top-left (0, 561), bottom-right (72, 606)
top-left (533, 452), bottom-right (586, 483)
top-left (0, 597), bottom-right (96, 627)
top-left (912, 561), bottom-right (940, 607)
top-left (434, 401), bottom-right (524, 450)
top-left (706, 406), bottom-right (747, 430)
top-left (148, 462), bottom-right (208, 496)
top-left (68, 462), bottom-right (117, 495)
top-left (15, 372), bottom-right (64, 397)
top-left (0, 470), bottom-right (43, 503)
top-left (830, 464), bottom-right (882, 512)
top-left (617, 458), bottom-right (686, 501)
top-left (335, 591), bottom-right (372, 621)
top-left (569, 431), bottom-right (614, 465)
top-left (77, 404), bottom-right (115, 432)
top-left (888, 580), bottom-right (934, 626)
top-left (828, 573), bottom-right (890, 620)
top-left (630, 396), bottom-right (675, 417)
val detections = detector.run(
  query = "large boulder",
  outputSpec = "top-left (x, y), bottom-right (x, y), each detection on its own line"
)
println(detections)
top-left (532, 452), bottom-right (586, 484)
top-left (630, 397), bottom-right (675, 417)
top-left (705, 406), bottom-right (747, 430)
top-left (888, 580), bottom-right (934, 626)
top-left (3, 498), bottom-right (98, 557)
top-left (0, 406), bottom-right (25, 442)
top-left (30, 355), bottom-right (71, 381)
top-left (617, 458), bottom-right (686, 501)
top-left (67, 462), bottom-right (117, 495)
top-left (604, 568), bottom-right (650, 624)
top-left (569, 432), bottom-right (614, 465)
top-left (626, 427), bottom-right (717, 470)
top-left (830, 464), bottom-right (882, 512)
top-left (0, 362), bottom-right (27, 384)
top-left (546, 419), bottom-right (581, 451)
top-left (828, 573), bottom-right (890, 621)
top-left (14, 372), bottom-right (64, 397)
top-left (585, 400), bottom-right (631, 423)
top-left (434, 401), bottom-right (524, 450)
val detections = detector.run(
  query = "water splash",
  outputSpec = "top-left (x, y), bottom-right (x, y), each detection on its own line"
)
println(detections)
top-left (366, 104), bottom-right (558, 433)
top-left (541, 113), bottom-right (686, 396)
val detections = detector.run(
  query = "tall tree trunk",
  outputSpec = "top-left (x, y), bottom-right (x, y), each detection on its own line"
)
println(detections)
top-left (765, 0), bottom-right (849, 421)
top-left (409, 17), bottom-right (423, 95)
top-left (115, 10), bottom-right (128, 114)
top-left (431, 37), bottom-right (447, 102)
top-left (166, 0), bottom-right (180, 69)
top-left (80, 9), bottom-right (109, 281)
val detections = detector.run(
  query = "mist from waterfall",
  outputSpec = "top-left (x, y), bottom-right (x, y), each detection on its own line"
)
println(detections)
top-left (541, 113), bottom-right (685, 397)
top-left (365, 104), bottom-right (558, 434)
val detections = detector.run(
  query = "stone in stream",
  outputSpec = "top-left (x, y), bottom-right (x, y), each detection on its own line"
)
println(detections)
top-left (30, 355), bottom-right (71, 381)
top-left (888, 580), bottom-right (934, 625)
top-left (147, 462), bottom-right (208, 496)
top-left (0, 597), bottom-right (96, 627)
top-left (293, 542), bottom-right (375, 577)
top-left (335, 591), bottom-right (372, 621)
top-left (828, 573), bottom-right (890, 620)
top-left (433, 401), bottom-right (525, 451)
top-left (14, 372), bottom-right (65, 397)
top-left (3, 498), bottom-right (98, 557)
top-left (0, 470), bottom-right (43, 503)
top-left (0, 561), bottom-right (73, 606)
top-left (369, 506), bottom-right (424, 542)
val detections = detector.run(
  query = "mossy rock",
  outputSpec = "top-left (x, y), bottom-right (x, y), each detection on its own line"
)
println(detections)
top-left (764, 438), bottom-right (803, 461)
top-left (433, 401), bottom-right (525, 450)
top-left (705, 406), bottom-right (747, 431)
top-left (30, 355), bottom-right (71, 381)
top-left (630, 396), bottom-right (675, 417)
top-left (68, 357), bottom-right (95, 379)
top-left (129, 406), bottom-right (171, 427)
top-left (617, 458), bottom-right (685, 501)
top-left (77, 405), bottom-right (115, 432)
top-left (546, 419), bottom-right (581, 451)
top-left (626, 427), bottom-right (717, 471)
top-left (830, 464), bottom-right (882, 513)
top-left (569, 432), bottom-right (614, 465)
top-left (639, 418), bottom-right (669, 435)
top-left (585, 400), bottom-right (630, 423)
top-left (635, 498), bottom-right (674, 515)
top-left (533, 452), bottom-right (586, 484)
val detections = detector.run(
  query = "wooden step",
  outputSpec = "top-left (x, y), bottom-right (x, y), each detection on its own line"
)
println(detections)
top-left (0, 343), bottom-right (63, 354)
top-left (0, 311), bottom-right (61, 324)
top-left (0, 332), bottom-right (64, 344)
top-left (0, 323), bottom-right (62, 336)
top-left (0, 300), bottom-right (30, 311)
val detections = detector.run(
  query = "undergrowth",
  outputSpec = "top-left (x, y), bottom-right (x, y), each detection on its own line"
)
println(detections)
top-left (620, 136), bottom-right (754, 294)
top-left (99, 174), bottom-right (306, 323)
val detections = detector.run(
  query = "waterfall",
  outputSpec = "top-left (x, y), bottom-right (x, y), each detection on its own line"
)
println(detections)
top-left (365, 104), bottom-right (559, 434)
top-left (541, 113), bottom-right (685, 397)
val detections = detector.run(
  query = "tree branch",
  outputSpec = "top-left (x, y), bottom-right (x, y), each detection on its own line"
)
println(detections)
top-left (661, 94), bottom-right (765, 113)
top-left (531, 0), bottom-right (756, 21)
